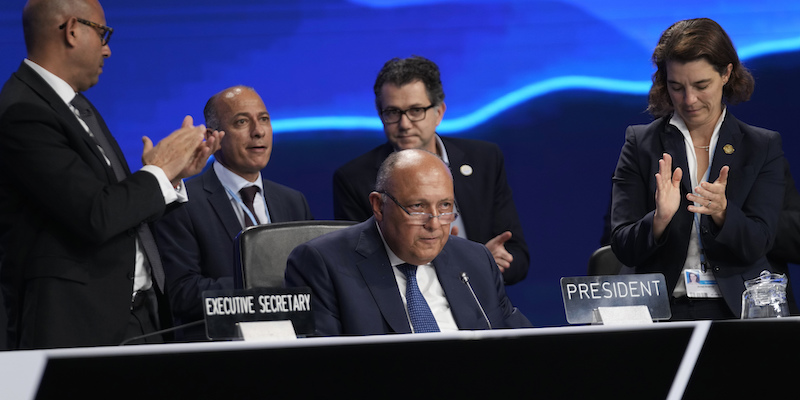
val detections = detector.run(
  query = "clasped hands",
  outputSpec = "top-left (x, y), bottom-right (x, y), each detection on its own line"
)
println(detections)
top-left (141, 115), bottom-right (224, 187)
top-left (653, 153), bottom-right (728, 239)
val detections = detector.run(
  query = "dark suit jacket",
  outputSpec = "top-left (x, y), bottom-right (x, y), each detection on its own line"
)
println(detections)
top-left (610, 114), bottom-right (784, 316)
top-left (154, 166), bottom-right (313, 330)
top-left (285, 218), bottom-right (532, 336)
top-left (765, 158), bottom-right (800, 314)
top-left (0, 62), bottom-right (170, 348)
top-left (769, 158), bottom-right (800, 266)
top-left (332, 136), bottom-right (529, 284)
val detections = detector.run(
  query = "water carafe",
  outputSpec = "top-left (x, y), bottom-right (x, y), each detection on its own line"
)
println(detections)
top-left (741, 270), bottom-right (789, 319)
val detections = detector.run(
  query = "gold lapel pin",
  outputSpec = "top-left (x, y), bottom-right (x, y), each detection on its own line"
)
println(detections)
top-left (723, 144), bottom-right (734, 154)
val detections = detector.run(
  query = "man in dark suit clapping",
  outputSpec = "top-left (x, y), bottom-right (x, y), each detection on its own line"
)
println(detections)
top-left (0, 0), bottom-right (221, 349)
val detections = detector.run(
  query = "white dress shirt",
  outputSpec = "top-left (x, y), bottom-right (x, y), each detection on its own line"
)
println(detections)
top-left (24, 58), bottom-right (188, 292)
top-left (670, 108), bottom-right (726, 297)
top-left (213, 161), bottom-right (271, 227)
top-left (376, 222), bottom-right (459, 331)
top-left (434, 134), bottom-right (468, 240)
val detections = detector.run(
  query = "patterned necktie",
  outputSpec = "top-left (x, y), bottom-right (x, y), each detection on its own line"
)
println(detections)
top-left (71, 94), bottom-right (125, 181)
top-left (396, 263), bottom-right (440, 333)
top-left (239, 186), bottom-right (261, 227)
top-left (70, 94), bottom-right (165, 290)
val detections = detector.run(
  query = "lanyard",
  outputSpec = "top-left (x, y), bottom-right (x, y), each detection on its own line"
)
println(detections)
top-left (223, 185), bottom-right (270, 226)
top-left (693, 165), bottom-right (712, 273)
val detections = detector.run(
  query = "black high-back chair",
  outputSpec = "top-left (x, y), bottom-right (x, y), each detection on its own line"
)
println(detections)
top-left (233, 220), bottom-right (356, 289)
top-left (587, 245), bottom-right (624, 276)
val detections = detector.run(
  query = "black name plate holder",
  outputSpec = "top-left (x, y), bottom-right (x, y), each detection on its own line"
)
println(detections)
top-left (203, 287), bottom-right (314, 340)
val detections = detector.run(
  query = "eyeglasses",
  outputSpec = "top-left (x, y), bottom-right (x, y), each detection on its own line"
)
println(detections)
top-left (380, 104), bottom-right (435, 124)
top-left (379, 191), bottom-right (458, 225)
top-left (59, 18), bottom-right (114, 46)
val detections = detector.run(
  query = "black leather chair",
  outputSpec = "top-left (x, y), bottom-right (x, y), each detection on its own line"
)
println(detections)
top-left (587, 245), bottom-right (624, 276)
top-left (234, 220), bottom-right (356, 289)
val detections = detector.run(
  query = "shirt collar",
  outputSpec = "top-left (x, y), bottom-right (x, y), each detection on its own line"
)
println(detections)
top-left (374, 220), bottom-right (434, 268)
top-left (374, 221), bottom-right (405, 267)
top-left (669, 106), bottom-right (727, 141)
top-left (434, 134), bottom-right (450, 166)
top-left (213, 160), bottom-right (263, 198)
top-left (24, 58), bottom-right (78, 106)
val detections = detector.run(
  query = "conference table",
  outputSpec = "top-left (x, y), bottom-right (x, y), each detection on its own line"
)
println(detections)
top-left (1, 318), bottom-right (798, 399)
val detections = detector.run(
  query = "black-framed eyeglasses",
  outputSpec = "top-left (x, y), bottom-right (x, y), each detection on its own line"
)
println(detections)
top-left (380, 104), bottom-right (435, 124)
top-left (379, 191), bottom-right (458, 225)
top-left (59, 17), bottom-right (114, 46)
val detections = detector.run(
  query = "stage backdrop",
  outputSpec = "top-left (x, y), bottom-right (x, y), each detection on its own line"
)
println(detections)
top-left (1, 0), bottom-right (799, 327)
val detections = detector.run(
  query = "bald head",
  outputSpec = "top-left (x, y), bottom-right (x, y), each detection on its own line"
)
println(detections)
top-left (375, 149), bottom-right (452, 194)
top-left (22, 0), bottom-right (111, 92)
top-left (23, 0), bottom-right (91, 55)
top-left (203, 85), bottom-right (258, 131)
top-left (204, 85), bottom-right (273, 182)
top-left (370, 149), bottom-right (455, 265)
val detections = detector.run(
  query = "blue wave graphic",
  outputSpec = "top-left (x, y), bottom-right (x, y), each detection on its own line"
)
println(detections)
top-left (274, 36), bottom-right (800, 134)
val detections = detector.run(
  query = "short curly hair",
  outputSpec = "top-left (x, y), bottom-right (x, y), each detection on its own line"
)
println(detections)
top-left (648, 18), bottom-right (754, 118)
top-left (373, 56), bottom-right (445, 111)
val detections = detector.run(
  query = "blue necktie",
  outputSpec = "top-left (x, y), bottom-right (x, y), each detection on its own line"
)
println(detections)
top-left (397, 263), bottom-right (440, 333)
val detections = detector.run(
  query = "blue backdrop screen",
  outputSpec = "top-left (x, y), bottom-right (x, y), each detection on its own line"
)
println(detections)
top-left (1, 0), bottom-right (799, 326)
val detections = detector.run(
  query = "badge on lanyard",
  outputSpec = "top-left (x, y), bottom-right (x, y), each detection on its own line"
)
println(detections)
top-left (685, 269), bottom-right (722, 298)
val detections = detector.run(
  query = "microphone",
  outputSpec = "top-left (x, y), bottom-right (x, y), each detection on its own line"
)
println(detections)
top-left (119, 319), bottom-right (207, 346)
top-left (460, 272), bottom-right (492, 329)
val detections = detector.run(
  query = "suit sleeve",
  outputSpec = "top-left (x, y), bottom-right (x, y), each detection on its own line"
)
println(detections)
top-left (610, 126), bottom-right (663, 267)
top-left (0, 99), bottom-right (165, 244)
top-left (768, 158), bottom-right (800, 264)
top-left (702, 132), bottom-right (784, 264)
top-left (153, 205), bottom-right (233, 323)
top-left (489, 146), bottom-right (530, 285)
top-left (480, 245), bottom-right (533, 328)
top-left (297, 192), bottom-right (314, 221)
top-left (332, 167), bottom-right (373, 222)
top-left (285, 243), bottom-right (342, 336)
top-left (453, 240), bottom-right (532, 328)
top-left (268, 182), bottom-right (315, 222)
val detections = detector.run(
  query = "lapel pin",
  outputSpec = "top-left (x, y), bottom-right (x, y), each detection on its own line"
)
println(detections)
top-left (723, 144), bottom-right (734, 154)
top-left (459, 164), bottom-right (473, 176)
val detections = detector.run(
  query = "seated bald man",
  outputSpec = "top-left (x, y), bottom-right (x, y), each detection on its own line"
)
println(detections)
top-left (333, 56), bottom-right (529, 285)
top-left (286, 149), bottom-right (531, 336)
top-left (155, 86), bottom-right (313, 340)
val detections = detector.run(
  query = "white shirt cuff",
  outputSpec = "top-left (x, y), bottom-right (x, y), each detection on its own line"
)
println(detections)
top-left (140, 165), bottom-right (188, 204)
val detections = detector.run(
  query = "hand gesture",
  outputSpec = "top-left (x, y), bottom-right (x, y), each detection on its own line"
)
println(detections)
top-left (687, 165), bottom-right (729, 227)
top-left (142, 116), bottom-right (223, 186)
top-left (486, 231), bottom-right (514, 273)
top-left (653, 153), bottom-right (682, 240)
top-left (179, 128), bottom-right (224, 181)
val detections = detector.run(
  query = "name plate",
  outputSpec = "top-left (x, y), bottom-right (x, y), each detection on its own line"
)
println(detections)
top-left (560, 274), bottom-right (671, 324)
top-left (203, 287), bottom-right (314, 340)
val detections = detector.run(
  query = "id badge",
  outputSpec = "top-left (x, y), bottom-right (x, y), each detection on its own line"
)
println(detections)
top-left (685, 269), bottom-right (722, 298)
